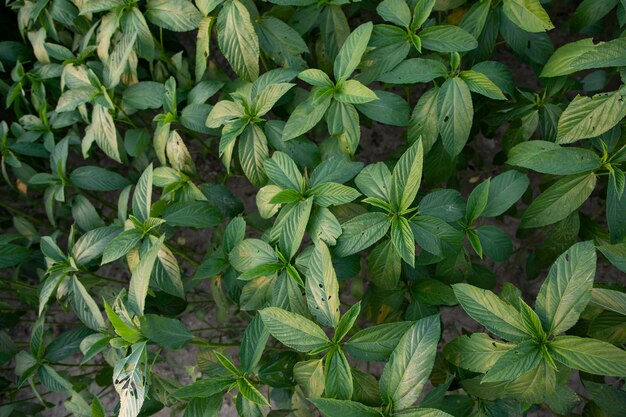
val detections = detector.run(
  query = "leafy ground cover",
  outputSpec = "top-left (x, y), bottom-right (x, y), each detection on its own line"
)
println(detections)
top-left (1, 0), bottom-right (626, 416)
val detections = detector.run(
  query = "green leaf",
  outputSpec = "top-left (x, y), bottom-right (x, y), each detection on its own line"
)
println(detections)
top-left (122, 82), bottom-right (165, 111)
top-left (377, 0), bottom-right (411, 27)
top-left (80, 0), bottom-right (123, 13)
top-left (139, 314), bottom-right (192, 349)
top-left (482, 339), bottom-right (542, 383)
top-left (308, 207), bottom-right (342, 245)
top-left (72, 226), bottom-right (120, 266)
top-left (163, 201), bottom-right (223, 228)
top-left (549, 335), bottom-right (626, 376)
top-left (125, 130), bottom-right (152, 160)
top-left (476, 226), bottom-right (513, 262)
top-left (259, 307), bottom-right (330, 352)
top-left (238, 263), bottom-right (282, 281)
top-left (275, 268), bottom-right (305, 310)
top-left (437, 77), bottom-right (473, 157)
top-left (173, 376), bottom-right (235, 398)
top-left (216, 0), bottom-right (259, 81)
top-left (128, 235), bottom-right (165, 316)
top-left (310, 398), bottom-right (382, 417)
top-left (309, 182), bottom-right (361, 207)
top-left (462, 361), bottom-right (555, 404)
top-left (467, 229), bottom-right (483, 259)
top-left (80, 333), bottom-right (112, 364)
top-left (70, 276), bottom-right (106, 330)
top-left (273, 198), bottom-right (313, 259)
top-left (542, 37), bottom-right (626, 77)
top-left (213, 352), bottom-right (239, 376)
top-left (583, 380), bottom-right (626, 417)
top-left (0, 244), bottom-right (30, 269)
top-left (252, 83), bottom-right (295, 117)
top-left (319, 4), bottom-right (350, 67)
top-left (265, 120), bottom-right (320, 168)
top-left (282, 88), bottom-right (332, 140)
top-left (502, 0), bottom-right (554, 32)
top-left (206, 100), bottom-right (244, 128)
top-left (56, 87), bottom-right (95, 112)
top-left (240, 314), bottom-right (269, 372)
top-left (393, 408), bottom-right (455, 417)
top-left (482, 170), bottom-right (529, 217)
top-left (368, 240), bottom-right (402, 288)
top-left (412, 280), bottom-right (456, 307)
top-left (459, 70), bottom-right (506, 100)
top-left (410, 216), bottom-right (464, 258)
top-left (379, 58), bottom-right (447, 84)
top-left (45, 327), bottom-right (94, 362)
top-left (590, 288), bottom-right (626, 316)
top-left (324, 346), bottom-right (353, 399)
top-left (420, 25), bottom-right (478, 52)
top-left (520, 173), bottom-right (596, 228)
top-left (132, 164), bottom-right (153, 223)
top-left (556, 90), bottom-right (626, 144)
top-left (104, 300), bottom-right (142, 343)
top-left (354, 162), bottom-right (392, 200)
top-left (519, 299), bottom-right (546, 340)
top-left (598, 243), bottom-right (626, 273)
top-left (608, 168), bottom-right (626, 243)
top-left (408, 87), bottom-right (439, 152)
top-left (335, 212), bottom-right (391, 257)
top-left (327, 101), bottom-right (361, 155)
top-left (444, 333), bottom-right (515, 373)
top-left (294, 359), bottom-right (325, 398)
top-left (570, 0), bottom-right (618, 32)
top-left (465, 178), bottom-right (490, 224)
top-left (569, 37), bottom-right (626, 71)
top-left (145, 0), bottom-right (203, 32)
top-left (306, 242), bottom-right (340, 328)
top-left (38, 364), bottom-right (72, 392)
top-left (540, 38), bottom-right (597, 77)
top-left (453, 283), bottom-right (530, 342)
top-left (355, 90), bottom-right (409, 127)
top-left (345, 321), bottom-right (414, 361)
top-left (239, 124), bottom-right (269, 187)
top-left (41, 236), bottom-right (65, 263)
top-left (335, 80), bottom-right (378, 104)
top-left (334, 301), bottom-right (361, 342)
top-left (237, 378), bottom-right (269, 406)
top-left (508, 141), bottom-right (601, 175)
top-left (380, 315), bottom-right (440, 410)
top-left (90, 396), bottom-right (106, 417)
top-left (183, 396), bottom-right (223, 417)
top-left (472, 61), bottom-right (515, 96)
top-left (391, 215), bottom-right (415, 267)
top-left (269, 189), bottom-right (302, 205)
top-left (257, 16), bottom-right (308, 70)
top-left (334, 22), bottom-right (373, 81)
top-left (101, 228), bottom-right (142, 265)
top-left (298, 69), bottom-right (334, 87)
top-left (459, 0), bottom-right (490, 38)
top-left (535, 241), bottom-right (596, 335)
top-left (390, 139), bottom-right (424, 212)
top-left (229, 239), bottom-right (277, 272)
top-left (70, 166), bottom-right (130, 192)
top-left (412, 0), bottom-right (437, 30)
